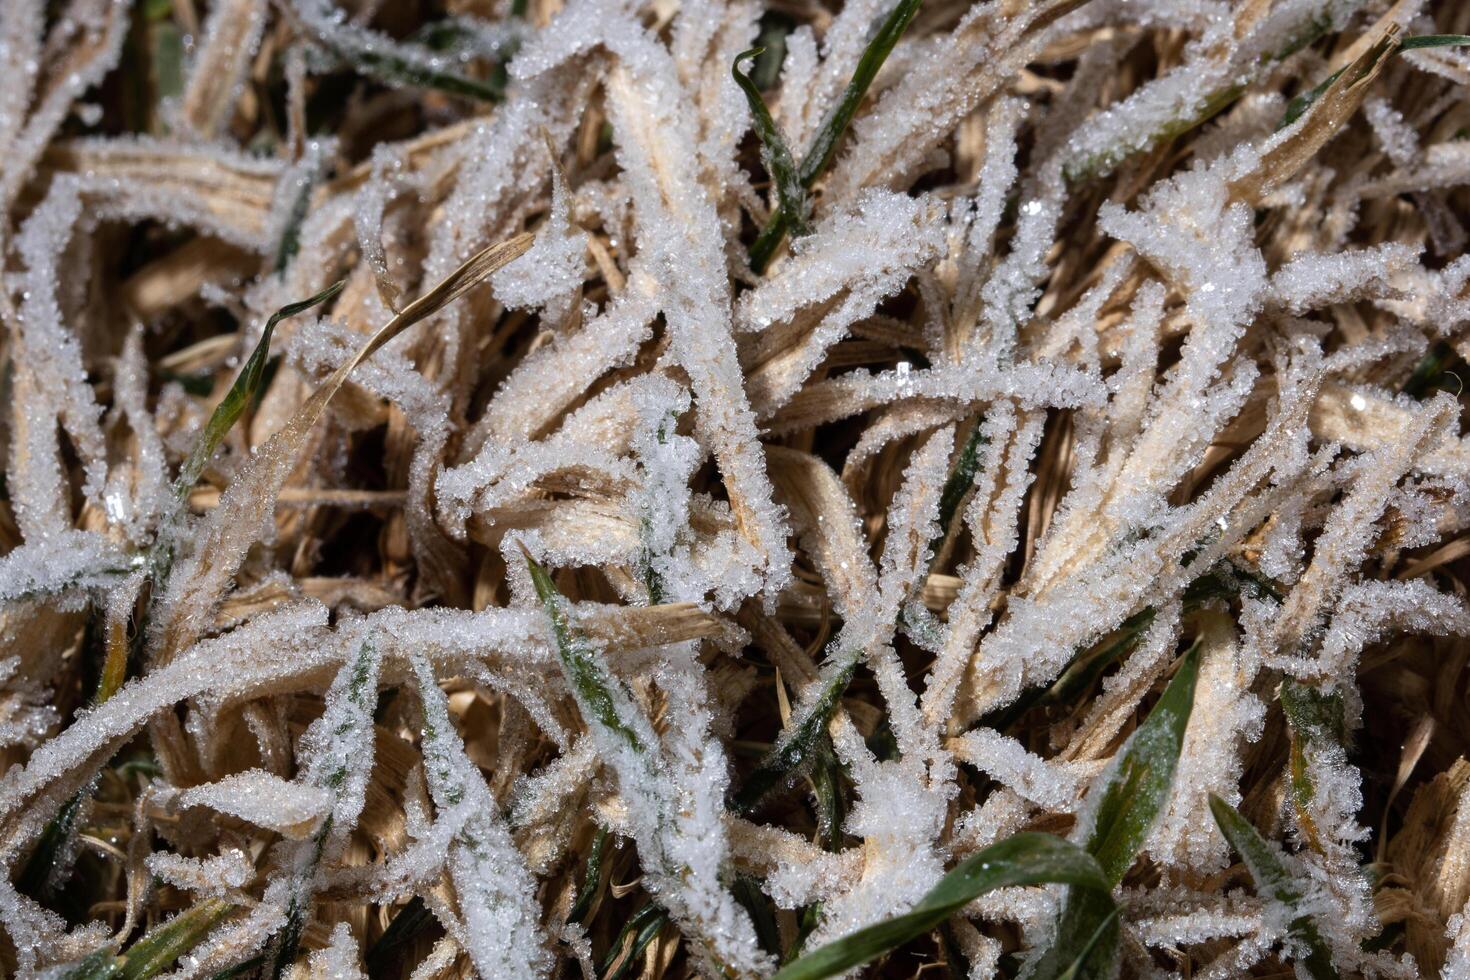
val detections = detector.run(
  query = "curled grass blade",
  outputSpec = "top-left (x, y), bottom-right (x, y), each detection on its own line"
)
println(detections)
top-left (734, 48), bottom-right (809, 240)
top-left (172, 279), bottom-right (346, 496)
top-left (772, 833), bottom-right (1113, 980)
top-left (1208, 795), bottom-right (1340, 979)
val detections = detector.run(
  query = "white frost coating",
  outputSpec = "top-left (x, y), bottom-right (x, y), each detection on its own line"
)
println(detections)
top-left (1446, 911), bottom-right (1470, 980)
top-left (177, 770), bottom-right (333, 839)
top-left (950, 728), bottom-right (1085, 812)
top-left (409, 652), bottom-right (552, 979)
top-left (1268, 243), bottom-right (1421, 315)
top-left (8, 0), bottom-right (1470, 972)
top-left (146, 848), bottom-right (255, 896)
top-left (0, 532), bottom-right (136, 605)
top-left (491, 159), bottom-right (589, 311)
top-left (307, 923), bottom-right (368, 980)
top-left (567, 4), bottom-right (793, 596)
top-left (1147, 615), bottom-right (1264, 870)
top-left (11, 182), bottom-right (110, 534)
top-left (742, 191), bottom-right (945, 414)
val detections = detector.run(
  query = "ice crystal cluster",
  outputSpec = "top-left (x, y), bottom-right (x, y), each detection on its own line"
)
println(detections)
top-left (3, 0), bottom-right (1470, 977)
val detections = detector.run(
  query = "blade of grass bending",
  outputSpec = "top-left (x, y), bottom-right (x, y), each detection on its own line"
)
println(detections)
top-left (523, 547), bottom-right (644, 754)
top-left (602, 903), bottom-right (668, 980)
top-left (62, 898), bottom-right (234, 980)
top-left (733, 48), bottom-right (810, 240)
top-left (1026, 643), bottom-right (1202, 980)
top-left (748, 0), bottom-right (923, 271)
top-left (1208, 795), bottom-right (1340, 979)
top-left (771, 833), bottom-right (1113, 980)
top-left (172, 279), bottom-right (346, 496)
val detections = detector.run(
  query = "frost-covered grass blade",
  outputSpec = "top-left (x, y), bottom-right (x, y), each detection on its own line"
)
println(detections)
top-left (61, 898), bottom-right (234, 980)
top-left (1208, 794), bottom-right (1340, 979)
top-left (734, 48), bottom-right (810, 241)
top-left (772, 833), bottom-right (1112, 980)
top-left (748, 0), bottom-right (922, 270)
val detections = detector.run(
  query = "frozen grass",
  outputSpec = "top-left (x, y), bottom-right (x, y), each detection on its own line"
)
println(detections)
top-left (2, 0), bottom-right (1470, 977)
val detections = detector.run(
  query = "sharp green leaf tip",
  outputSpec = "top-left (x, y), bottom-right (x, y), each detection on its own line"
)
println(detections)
top-left (735, 44), bottom-right (809, 252)
top-left (771, 833), bottom-right (1115, 980)
top-left (173, 279), bottom-right (346, 496)
top-left (1083, 639), bottom-right (1200, 886)
top-left (1208, 795), bottom-right (1340, 980)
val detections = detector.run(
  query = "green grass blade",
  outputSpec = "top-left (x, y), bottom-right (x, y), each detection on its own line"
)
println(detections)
top-left (733, 48), bottom-right (810, 240)
top-left (1280, 680), bottom-right (1345, 853)
top-left (808, 734), bottom-right (848, 851)
top-left (748, 0), bottom-right (923, 271)
top-left (1045, 893), bottom-right (1121, 980)
top-left (1280, 66), bottom-right (1346, 129)
top-left (731, 644), bottom-right (860, 814)
top-left (567, 826), bottom-right (610, 925)
top-left (308, 30), bottom-right (506, 103)
top-left (798, 0), bottom-right (923, 187)
top-left (172, 280), bottom-right (346, 496)
top-left (17, 776), bottom-right (94, 903)
top-left (119, 899), bottom-right (234, 980)
top-left (732, 874), bottom-right (784, 959)
top-left (523, 547), bottom-right (644, 754)
top-left (1399, 33), bottom-right (1470, 50)
top-left (63, 898), bottom-right (234, 980)
top-left (771, 833), bottom-right (1113, 980)
top-left (1083, 639), bottom-right (1201, 884)
top-left (1402, 341), bottom-right (1460, 398)
top-left (602, 903), bottom-right (668, 980)
top-left (364, 896), bottom-right (435, 976)
top-left (929, 421), bottom-right (987, 563)
top-left (1208, 795), bottom-right (1340, 980)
